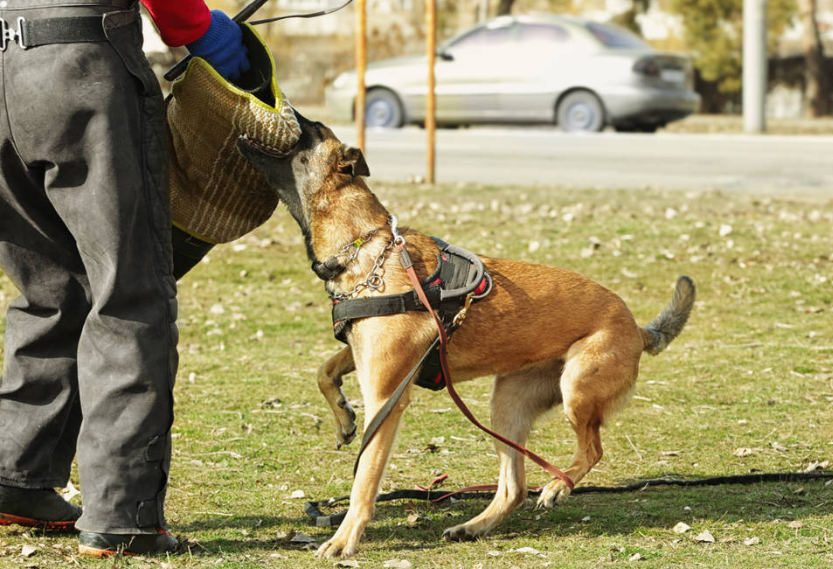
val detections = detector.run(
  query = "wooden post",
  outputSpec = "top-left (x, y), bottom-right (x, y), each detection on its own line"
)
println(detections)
top-left (356, 0), bottom-right (367, 151)
top-left (742, 0), bottom-right (767, 133)
top-left (425, 0), bottom-right (436, 183)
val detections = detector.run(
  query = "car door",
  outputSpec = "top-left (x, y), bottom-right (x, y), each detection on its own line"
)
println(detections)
top-left (496, 22), bottom-right (574, 122)
top-left (432, 21), bottom-right (515, 123)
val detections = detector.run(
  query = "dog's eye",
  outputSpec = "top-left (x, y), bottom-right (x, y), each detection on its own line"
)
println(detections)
top-left (300, 157), bottom-right (308, 166)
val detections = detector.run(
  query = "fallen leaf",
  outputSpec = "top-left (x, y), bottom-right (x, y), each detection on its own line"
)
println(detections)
top-left (290, 490), bottom-right (306, 499)
top-left (733, 448), bottom-right (754, 457)
top-left (744, 537), bottom-right (761, 546)
top-left (513, 546), bottom-right (541, 555)
top-left (629, 552), bottom-right (642, 561)
top-left (60, 481), bottom-right (80, 502)
top-left (383, 560), bottom-right (411, 569)
top-left (719, 224), bottom-right (733, 237)
top-left (290, 534), bottom-right (316, 544)
top-left (673, 522), bottom-right (691, 534)
top-left (771, 441), bottom-right (788, 452)
top-left (695, 530), bottom-right (715, 543)
top-left (788, 521), bottom-right (805, 529)
top-left (487, 551), bottom-right (501, 557)
top-left (21, 545), bottom-right (37, 558)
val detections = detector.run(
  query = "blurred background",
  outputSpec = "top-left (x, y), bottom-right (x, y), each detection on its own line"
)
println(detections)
top-left (143, 0), bottom-right (833, 131)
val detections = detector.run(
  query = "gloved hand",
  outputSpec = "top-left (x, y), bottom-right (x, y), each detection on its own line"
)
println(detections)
top-left (186, 10), bottom-right (250, 82)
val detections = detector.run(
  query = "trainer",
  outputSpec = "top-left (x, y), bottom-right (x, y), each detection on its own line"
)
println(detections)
top-left (0, 0), bottom-right (248, 557)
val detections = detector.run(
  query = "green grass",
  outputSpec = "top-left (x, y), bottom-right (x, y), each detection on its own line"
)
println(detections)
top-left (1, 183), bottom-right (832, 568)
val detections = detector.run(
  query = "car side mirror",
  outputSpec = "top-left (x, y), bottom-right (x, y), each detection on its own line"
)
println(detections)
top-left (438, 50), bottom-right (454, 61)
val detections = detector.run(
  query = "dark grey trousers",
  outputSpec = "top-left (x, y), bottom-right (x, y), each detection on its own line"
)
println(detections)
top-left (0, 1), bottom-right (178, 534)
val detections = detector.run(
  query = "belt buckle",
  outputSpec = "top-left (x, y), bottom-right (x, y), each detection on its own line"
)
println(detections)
top-left (0, 17), bottom-right (27, 51)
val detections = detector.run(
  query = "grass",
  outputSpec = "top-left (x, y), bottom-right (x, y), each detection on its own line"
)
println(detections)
top-left (1, 183), bottom-right (832, 568)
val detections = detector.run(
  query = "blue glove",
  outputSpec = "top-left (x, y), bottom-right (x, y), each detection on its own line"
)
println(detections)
top-left (186, 10), bottom-right (250, 82)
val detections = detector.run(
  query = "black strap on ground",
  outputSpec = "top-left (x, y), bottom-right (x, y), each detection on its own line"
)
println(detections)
top-left (305, 471), bottom-right (833, 528)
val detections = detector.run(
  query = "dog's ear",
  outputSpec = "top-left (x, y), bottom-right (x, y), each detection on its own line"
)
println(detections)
top-left (337, 145), bottom-right (370, 178)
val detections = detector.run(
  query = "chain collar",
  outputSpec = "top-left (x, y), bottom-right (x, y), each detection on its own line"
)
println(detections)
top-left (312, 226), bottom-right (381, 281)
top-left (330, 237), bottom-right (396, 301)
top-left (329, 216), bottom-right (401, 301)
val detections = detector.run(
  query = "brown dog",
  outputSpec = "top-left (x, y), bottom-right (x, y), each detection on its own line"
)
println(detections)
top-left (237, 115), bottom-right (695, 558)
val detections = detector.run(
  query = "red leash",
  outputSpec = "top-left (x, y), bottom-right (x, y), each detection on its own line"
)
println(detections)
top-left (394, 236), bottom-right (575, 492)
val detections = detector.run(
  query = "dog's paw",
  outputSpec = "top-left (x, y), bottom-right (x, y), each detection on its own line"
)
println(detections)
top-left (316, 536), bottom-right (358, 559)
top-left (333, 396), bottom-right (358, 448)
top-left (334, 400), bottom-right (358, 449)
top-left (442, 523), bottom-right (482, 542)
top-left (335, 423), bottom-right (357, 449)
top-left (536, 480), bottom-right (572, 509)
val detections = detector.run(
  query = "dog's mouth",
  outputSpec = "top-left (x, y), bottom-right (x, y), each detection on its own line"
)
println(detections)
top-left (238, 133), bottom-right (299, 159)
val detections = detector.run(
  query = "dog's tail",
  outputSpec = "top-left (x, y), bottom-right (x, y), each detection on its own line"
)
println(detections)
top-left (641, 276), bottom-right (696, 356)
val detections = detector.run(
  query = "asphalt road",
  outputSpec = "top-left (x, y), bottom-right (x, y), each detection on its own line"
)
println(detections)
top-left (330, 126), bottom-right (833, 195)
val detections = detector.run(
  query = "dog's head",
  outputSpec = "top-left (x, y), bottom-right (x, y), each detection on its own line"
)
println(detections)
top-left (236, 112), bottom-right (370, 240)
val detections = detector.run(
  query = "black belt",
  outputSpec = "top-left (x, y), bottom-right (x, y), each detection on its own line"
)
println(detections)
top-left (0, 15), bottom-right (109, 50)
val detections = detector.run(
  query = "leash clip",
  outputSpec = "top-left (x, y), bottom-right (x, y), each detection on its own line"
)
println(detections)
top-left (0, 17), bottom-right (27, 51)
top-left (452, 293), bottom-right (475, 327)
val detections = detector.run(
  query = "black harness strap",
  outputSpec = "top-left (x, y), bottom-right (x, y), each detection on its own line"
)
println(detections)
top-left (332, 239), bottom-right (490, 390)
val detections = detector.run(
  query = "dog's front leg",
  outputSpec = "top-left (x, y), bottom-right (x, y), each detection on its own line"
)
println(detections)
top-left (316, 380), bottom-right (410, 558)
top-left (317, 347), bottom-right (358, 448)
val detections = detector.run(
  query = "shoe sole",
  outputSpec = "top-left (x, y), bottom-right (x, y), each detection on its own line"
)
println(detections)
top-left (78, 544), bottom-right (138, 558)
top-left (0, 512), bottom-right (77, 530)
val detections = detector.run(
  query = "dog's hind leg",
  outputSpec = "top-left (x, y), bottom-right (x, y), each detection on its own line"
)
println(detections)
top-left (537, 334), bottom-right (640, 508)
top-left (443, 361), bottom-right (563, 541)
top-left (317, 347), bottom-right (357, 448)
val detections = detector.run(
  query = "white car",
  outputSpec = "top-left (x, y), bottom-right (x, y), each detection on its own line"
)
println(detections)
top-left (326, 14), bottom-right (700, 132)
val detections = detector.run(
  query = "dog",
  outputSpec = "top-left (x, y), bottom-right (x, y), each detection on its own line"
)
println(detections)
top-left (236, 114), bottom-right (695, 558)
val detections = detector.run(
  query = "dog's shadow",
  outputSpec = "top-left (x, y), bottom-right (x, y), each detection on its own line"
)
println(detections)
top-left (178, 478), bottom-right (827, 555)
top-left (425, 476), bottom-right (826, 539)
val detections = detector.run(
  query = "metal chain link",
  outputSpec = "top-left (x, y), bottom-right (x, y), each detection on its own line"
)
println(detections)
top-left (331, 238), bottom-right (396, 301)
top-left (336, 227), bottom-right (379, 266)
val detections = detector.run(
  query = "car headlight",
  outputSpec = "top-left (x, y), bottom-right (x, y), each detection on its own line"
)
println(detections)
top-left (332, 72), bottom-right (351, 90)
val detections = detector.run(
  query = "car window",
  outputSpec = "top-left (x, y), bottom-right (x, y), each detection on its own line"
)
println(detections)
top-left (447, 24), bottom-right (513, 55)
top-left (585, 22), bottom-right (649, 49)
top-left (517, 23), bottom-right (569, 45)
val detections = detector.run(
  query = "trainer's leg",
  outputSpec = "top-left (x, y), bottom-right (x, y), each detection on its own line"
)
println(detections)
top-left (5, 9), bottom-right (178, 534)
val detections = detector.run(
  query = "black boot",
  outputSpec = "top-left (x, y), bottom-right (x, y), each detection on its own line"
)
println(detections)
top-left (78, 527), bottom-right (179, 557)
top-left (0, 484), bottom-right (82, 530)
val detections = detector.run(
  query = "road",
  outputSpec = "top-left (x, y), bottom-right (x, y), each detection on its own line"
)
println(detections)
top-left (330, 126), bottom-right (833, 194)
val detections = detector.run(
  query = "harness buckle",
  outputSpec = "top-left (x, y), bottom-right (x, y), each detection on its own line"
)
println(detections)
top-left (0, 17), bottom-right (27, 51)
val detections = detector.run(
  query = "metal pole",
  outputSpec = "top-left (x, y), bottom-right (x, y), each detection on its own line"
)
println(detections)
top-left (356, 0), bottom-right (367, 151)
top-left (426, 0), bottom-right (437, 183)
top-left (743, 0), bottom-right (767, 133)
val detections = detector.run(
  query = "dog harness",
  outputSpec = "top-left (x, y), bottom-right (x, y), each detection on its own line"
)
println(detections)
top-left (329, 237), bottom-right (492, 390)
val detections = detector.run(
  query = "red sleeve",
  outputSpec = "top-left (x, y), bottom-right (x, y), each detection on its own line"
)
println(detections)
top-left (140, 0), bottom-right (212, 47)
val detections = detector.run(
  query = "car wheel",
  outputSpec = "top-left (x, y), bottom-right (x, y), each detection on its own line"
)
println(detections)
top-left (557, 91), bottom-right (605, 133)
top-left (365, 89), bottom-right (404, 128)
